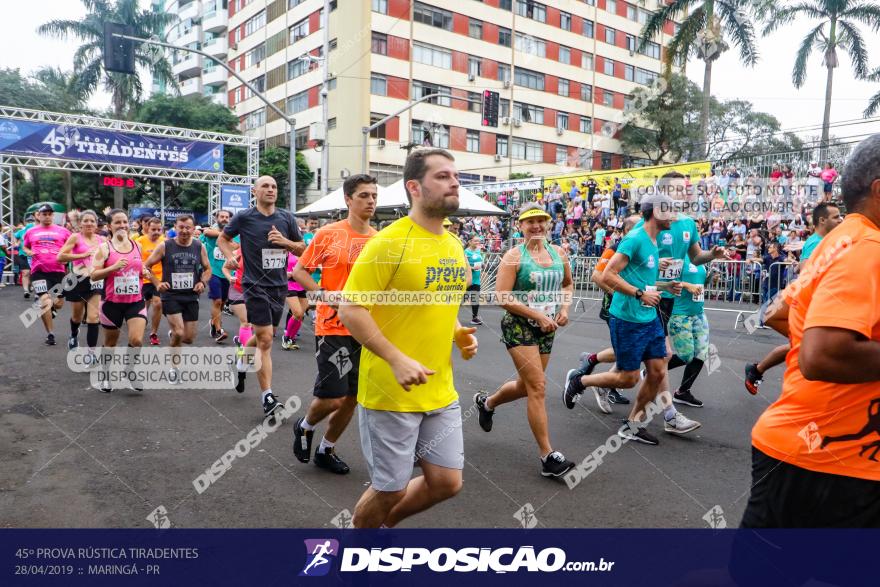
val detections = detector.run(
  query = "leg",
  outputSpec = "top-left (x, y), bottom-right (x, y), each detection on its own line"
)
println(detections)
top-left (149, 297), bottom-right (162, 335)
top-left (353, 488), bottom-right (406, 529)
top-left (383, 460), bottom-right (462, 528)
top-left (165, 313), bottom-right (184, 367)
top-left (323, 395), bottom-right (358, 444)
top-left (757, 344), bottom-right (789, 374)
top-left (628, 358), bottom-right (666, 423)
top-left (211, 298), bottom-right (222, 332)
top-left (85, 295), bottom-right (101, 350)
top-left (182, 320), bottom-right (198, 345)
top-left (126, 317), bottom-right (146, 347)
top-left (490, 346), bottom-right (552, 455)
top-left (251, 325), bottom-right (274, 391)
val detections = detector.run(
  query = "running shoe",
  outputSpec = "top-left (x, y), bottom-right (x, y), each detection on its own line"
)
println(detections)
top-left (99, 378), bottom-right (113, 394)
top-left (608, 389), bottom-right (629, 404)
top-left (149, 333), bottom-right (159, 346)
top-left (233, 335), bottom-right (241, 348)
top-left (235, 370), bottom-right (246, 393)
top-left (209, 322), bottom-right (218, 339)
top-left (292, 417), bottom-right (314, 463)
top-left (168, 368), bottom-right (180, 385)
top-left (45, 333), bottom-right (56, 346)
top-left (473, 392), bottom-right (494, 432)
top-left (578, 352), bottom-right (599, 375)
top-left (214, 328), bottom-right (228, 343)
top-left (85, 350), bottom-right (98, 369)
top-left (470, 317), bottom-right (484, 326)
top-left (222, 303), bottom-right (233, 316)
top-left (563, 368), bottom-right (585, 409)
top-left (262, 392), bottom-right (281, 416)
top-left (744, 363), bottom-right (763, 395)
top-left (593, 387), bottom-right (613, 414)
top-left (314, 447), bottom-right (350, 474)
top-left (673, 389), bottom-right (704, 408)
top-left (281, 335), bottom-right (294, 350)
top-left (24, 291), bottom-right (30, 299)
top-left (618, 420), bottom-right (659, 445)
top-left (541, 451), bottom-right (575, 478)
top-left (640, 367), bottom-right (647, 382)
top-left (68, 336), bottom-right (78, 350)
top-left (51, 308), bottom-right (57, 319)
top-left (664, 412), bottom-right (702, 435)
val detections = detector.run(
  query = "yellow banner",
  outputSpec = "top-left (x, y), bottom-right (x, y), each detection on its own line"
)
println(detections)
top-left (542, 161), bottom-right (712, 192)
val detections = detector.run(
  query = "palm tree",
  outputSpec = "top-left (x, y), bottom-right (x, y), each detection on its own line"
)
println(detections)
top-left (762, 1), bottom-right (880, 153)
top-left (639, 1), bottom-right (759, 159)
top-left (866, 67), bottom-right (880, 117)
top-left (39, 0), bottom-right (177, 206)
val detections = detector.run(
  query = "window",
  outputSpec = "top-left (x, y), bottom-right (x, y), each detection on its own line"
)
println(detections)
top-left (413, 42), bottom-right (452, 68)
top-left (581, 52), bottom-right (593, 70)
top-left (603, 58), bottom-right (615, 76)
top-left (294, 127), bottom-right (309, 149)
top-left (369, 114), bottom-right (387, 139)
top-left (469, 19), bottom-right (482, 39)
top-left (370, 73), bottom-right (387, 95)
top-left (515, 33), bottom-right (546, 58)
top-left (602, 90), bottom-right (614, 106)
top-left (516, 0), bottom-right (547, 23)
top-left (247, 43), bottom-right (266, 67)
top-left (579, 116), bottom-right (591, 133)
top-left (290, 18), bottom-right (309, 43)
top-left (511, 138), bottom-right (542, 161)
top-left (289, 0), bottom-right (307, 7)
top-left (514, 68), bottom-right (545, 91)
top-left (245, 10), bottom-right (266, 36)
top-left (556, 112), bottom-right (568, 130)
top-left (412, 121), bottom-right (449, 148)
top-left (371, 32), bottom-right (387, 55)
top-left (627, 4), bottom-right (637, 20)
top-left (288, 58), bottom-right (309, 79)
top-left (287, 91), bottom-right (309, 114)
top-left (626, 34), bottom-right (636, 52)
top-left (500, 98), bottom-right (510, 118)
top-left (497, 63), bottom-right (511, 83)
top-left (496, 136), bottom-right (508, 157)
top-left (559, 46), bottom-right (571, 65)
top-left (605, 27), bottom-right (616, 45)
top-left (560, 11), bottom-right (572, 31)
top-left (637, 8), bottom-right (651, 25)
top-left (558, 78), bottom-right (569, 97)
top-left (515, 102), bottom-right (544, 124)
top-left (244, 108), bottom-right (265, 130)
top-left (623, 95), bottom-right (634, 111)
top-left (468, 91), bottom-right (482, 113)
top-left (635, 67), bottom-right (658, 85)
top-left (468, 56), bottom-right (481, 78)
top-left (556, 146), bottom-right (567, 165)
top-left (639, 40), bottom-right (661, 60)
top-left (582, 19), bottom-right (594, 38)
top-left (372, 0), bottom-right (387, 14)
top-left (413, 2), bottom-right (452, 30)
top-left (606, 0), bottom-right (617, 14)
top-left (498, 26), bottom-right (512, 47)
top-left (466, 130), bottom-right (480, 153)
top-left (245, 75), bottom-right (266, 98)
top-left (581, 84), bottom-right (592, 101)
top-left (327, 78), bottom-right (337, 91)
top-left (601, 152), bottom-right (612, 170)
top-left (412, 80), bottom-right (452, 106)
top-left (499, 0), bottom-right (512, 9)
top-left (624, 64), bottom-right (634, 81)
top-left (327, 117), bottom-right (337, 130)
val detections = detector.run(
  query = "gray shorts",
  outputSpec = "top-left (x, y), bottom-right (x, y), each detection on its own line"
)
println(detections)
top-left (358, 400), bottom-right (464, 492)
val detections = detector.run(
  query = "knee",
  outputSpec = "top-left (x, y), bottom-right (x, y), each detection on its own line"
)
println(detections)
top-left (182, 336), bottom-right (194, 344)
top-left (525, 378), bottom-right (546, 400)
top-left (647, 363), bottom-right (665, 381)
top-left (430, 476), bottom-right (463, 501)
top-left (619, 371), bottom-right (641, 388)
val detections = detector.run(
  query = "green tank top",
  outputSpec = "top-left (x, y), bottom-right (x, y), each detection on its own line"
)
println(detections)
top-left (514, 241), bottom-right (564, 320)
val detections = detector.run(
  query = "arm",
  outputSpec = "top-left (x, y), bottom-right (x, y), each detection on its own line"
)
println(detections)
top-left (554, 245), bottom-right (573, 326)
top-left (142, 241), bottom-right (165, 273)
top-left (495, 249), bottom-right (556, 330)
top-left (202, 226), bottom-right (222, 238)
top-left (800, 327), bottom-right (880, 383)
top-left (763, 295), bottom-right (790, 338)
top-left (195, 245), bottom-right (212, 294)
top-left (89, 243), bottom-right (118, 281)
top-left (591, 267), bottom-right (614, 295)
top-left (57, 234), bottom-right (88, 263)
top-left (217, 232), bottom-right (238, 268)
top-left (291, 260), bottom-right (320, 291)
top-left (603, 252), bottom-right (661, 307)
top-left (221, 258), bottom-right (236, 282)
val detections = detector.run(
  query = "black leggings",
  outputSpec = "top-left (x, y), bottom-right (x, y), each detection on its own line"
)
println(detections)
top-left (668, 355), bottom-right (704, 393)
top-left (466, 284), bottom-right (480, 319)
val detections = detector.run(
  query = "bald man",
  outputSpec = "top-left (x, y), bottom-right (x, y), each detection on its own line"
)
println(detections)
top-left (218, 176), bottom-right (305, 416)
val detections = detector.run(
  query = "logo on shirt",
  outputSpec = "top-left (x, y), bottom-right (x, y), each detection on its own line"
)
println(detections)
top-left (646, 255), bottom-right (656, 269)
top-left (682, 231), bottom-right (691, 242)
top-left (661, 233), bottom-right (673, 246)
top-left (688, 263), bottom-right (698, 273)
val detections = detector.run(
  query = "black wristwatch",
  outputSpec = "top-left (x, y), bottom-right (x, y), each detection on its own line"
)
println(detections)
top-left (634, 288), bottom-right (644, 299)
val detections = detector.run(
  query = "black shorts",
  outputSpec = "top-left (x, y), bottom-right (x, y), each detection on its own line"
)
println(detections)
top-left (314, 335), bottom-right (361, 398)
top-left (66, 274), bottom-right (103, 302)
top-left (142, 282), bottom-right (158, 301)
top-left (656, 296), bottom-right (675, 336)
top-left (161, 297), bottom-right (200, 322)
top-left (14, 255), bottom-right (30, 271)
top-left (287, 289), bottom-right (307, 298)
top-left (31, 271), bottom-right (67, 298)
top-left (244, 285), bottom-right (286, 327)
top-left (100, 299), bottom-right (147, 330)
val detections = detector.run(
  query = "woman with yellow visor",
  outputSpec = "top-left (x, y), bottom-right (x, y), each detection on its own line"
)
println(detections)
top-left (473, 203), bottom-right (576, 478)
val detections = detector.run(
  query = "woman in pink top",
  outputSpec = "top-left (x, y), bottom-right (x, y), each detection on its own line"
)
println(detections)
top-left (820, 162), bottom-right (838, 202)
top-left (57, 210), bottom-right (105, 352)
top-left (90, 209), bottom-right (147, 392)
top-left (282, 252), bottom-right (308, 350)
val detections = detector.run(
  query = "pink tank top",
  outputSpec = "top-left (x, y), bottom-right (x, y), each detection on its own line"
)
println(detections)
top-left (71, 233), bottom-right (105, 268)
top-left (104, 239), bottom-right (143, 303)
top-left (287, 253), bottom-right (304, 292)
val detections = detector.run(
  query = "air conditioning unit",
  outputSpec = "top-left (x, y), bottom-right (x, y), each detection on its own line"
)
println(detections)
top-left (468, 73), bottom-right (476, 82)
top-left (377, 138), bottom-right (386, 148)
top-left (513, 118), bottom-right (522, 127)
top-left (501, 116), bottom-right (511, 126)
top-left (556, 127), bottom-right (565, 136)
top-left (494, 154), bottom-right (502, 162)
top-left (503, 80), bottom-right (511, 89)
top-left (309, 121), bottom-right (326, 142)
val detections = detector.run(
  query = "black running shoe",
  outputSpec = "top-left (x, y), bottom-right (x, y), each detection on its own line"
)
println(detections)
top-left (608, 389), bottom-right (629, 404)
top-left (99, 377), bottom-right (113, 394)
top-left (210, 322), bottom-right (218, 338)
top-left (314, 447), bottom-right (350, 474)
top-left (235, 371), bottom-right (246, 393)
top-left (473, 392), bottom-right (494, 432)
top-left (617, 420), bottom-right (659, 445)
top-left (24, 291), bottom-right (30, 299)
top-left (67, 336), bottom-right (78, 350)
top-left (578, 352), bottom-right (599, 376)
top-left (541, 451), bottom-right (575, 478)
top-left (293, 417), bottom-right (314, 463)
top-left (744, 363), bottom-right (762, 396)
top-left (563, 368), bottom-right (585, 409)
top-left (45, 333), bottom-right (56, 346)
top-left (673, 389), bottom-right (704, 408)
top-left (262, 392), bottom-right (281, 416)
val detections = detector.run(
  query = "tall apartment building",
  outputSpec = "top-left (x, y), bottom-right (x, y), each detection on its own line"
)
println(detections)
top-left (152, 0), bottom-right (231, 106)
top-left (227, 0), bottom-right (679, 201)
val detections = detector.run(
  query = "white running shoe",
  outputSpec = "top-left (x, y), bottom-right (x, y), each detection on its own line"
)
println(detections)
top-left (664, 411), bottom-right (702, 435)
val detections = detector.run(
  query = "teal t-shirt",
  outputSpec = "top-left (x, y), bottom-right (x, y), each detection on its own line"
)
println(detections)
top-left (303, 231), bottom-right (321, 283)
top-left (635, 214), bottom-right (699, 298)
top-left (609, 226), bottom-right (660, 324)
top-left (594, 228), bottom-right (606, 247)
top-left (465, 247), bottom-right (483, 287)
top-left (673, 261), bottom-right (707, 316)
top-left (801, 233), bottom-right (822, 262)
top-left (15, 224), bottom-right (34, 256)
top-left (200, 230), bottom-right (239, 278)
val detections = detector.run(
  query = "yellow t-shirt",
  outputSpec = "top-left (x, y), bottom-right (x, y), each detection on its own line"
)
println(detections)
top-left (343, 216), bottom-right (468, 412)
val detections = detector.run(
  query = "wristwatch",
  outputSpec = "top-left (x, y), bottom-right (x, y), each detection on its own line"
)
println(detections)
top-left (634, 288), bottom-right (644, 299)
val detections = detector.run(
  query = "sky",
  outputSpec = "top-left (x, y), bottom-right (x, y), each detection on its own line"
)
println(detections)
top-left (3, 0), bottom-right (880, 144)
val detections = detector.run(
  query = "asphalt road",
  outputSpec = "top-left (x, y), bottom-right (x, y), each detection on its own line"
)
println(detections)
top-left (0, 288), bottom-right (784, 529)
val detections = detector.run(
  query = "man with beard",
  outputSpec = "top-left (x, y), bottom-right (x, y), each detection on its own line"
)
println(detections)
top-left (201, 210), bottom-right (237, 342)
top-left (339, 149), bottom-right (478, 527)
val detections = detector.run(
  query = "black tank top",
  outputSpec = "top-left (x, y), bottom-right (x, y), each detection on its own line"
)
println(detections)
top-left (161, 239), bottom-right (203, 300)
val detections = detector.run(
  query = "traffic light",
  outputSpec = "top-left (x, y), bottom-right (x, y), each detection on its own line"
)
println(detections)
top-left (482, 90), bottom-right (500, 127)
top-left (104, 22), bottom-right (136, 75)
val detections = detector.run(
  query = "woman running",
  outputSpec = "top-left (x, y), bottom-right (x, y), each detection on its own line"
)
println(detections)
top-left (281, 252), bottom-right (308, 350)
top-left (224, 249), bottom-right (252, 394)
top-left (57, 210), bottom-right (105, 355)
top-left (666, 260), bottom-right (712, 408)
top-left (90, 209), bottom-right (147, 393)
top-left (473, 204), bottom-right (575, 478)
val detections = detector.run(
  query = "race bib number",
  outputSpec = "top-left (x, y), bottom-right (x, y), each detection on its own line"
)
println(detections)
top-left (172, 272), bottom-right (194, 290)
top-left (693, 290), bottom-right (705, 303)
top-left (213, 246), bottom-right (226, 261)
top-left (33, 280), bottom-right (48, 294)
top-left (114, 274), bottom-right (139, 296)
top-left (660, 259), bottom-right (684, 280)
top-left (473, 263), bottom-right (482, 271)
top-left (527, 292), bottom-right (556, 318)
top-left (261, 248), bottom-right (286, 270)
top-left (91, 279), bottom-right (104, 291)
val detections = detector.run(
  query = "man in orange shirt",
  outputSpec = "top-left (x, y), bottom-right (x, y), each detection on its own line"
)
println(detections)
top-left (742, 134), bottom-right (880, 527)
top-left (136, 217), bottom-right (165, 346)
top-left (290, 174), bottom-right (378, 474)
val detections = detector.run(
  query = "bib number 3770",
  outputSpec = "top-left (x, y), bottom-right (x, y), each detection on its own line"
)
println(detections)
top-left (261, 248), bottom-right (286, 270)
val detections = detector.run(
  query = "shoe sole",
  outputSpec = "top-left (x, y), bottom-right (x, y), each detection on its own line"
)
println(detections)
top-left (315, 460), bottom-right (350, 474)
top-left (617, 429), bottom-right (659, 445)
top-left (541, 462), bottom-right (575, 478)
top-left (664, 422), bottom-right (702, 435)
top-left (593, 387), bottom-right (613, 414)
top-left (609, 394), bottom-right (630, 405)
top-left (563, 369), bottom-right (580, 409)
top-left (472, 392), bottom-right (493, 432)
top-left (264, 401), bottom-right (282, 416)
top-left (672, 397), bottom-right (703, 408)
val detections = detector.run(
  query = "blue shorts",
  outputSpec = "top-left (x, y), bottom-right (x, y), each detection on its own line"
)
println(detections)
top-left (208, 275), bottom-right (229, 301)
top-left (609, 316), bottom-right (667, 372)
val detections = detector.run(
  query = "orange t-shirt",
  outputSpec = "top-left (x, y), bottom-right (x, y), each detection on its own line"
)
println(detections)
top-left (752, 213), bottom-right (880, 481)
top-left (136, 234), bottom-right (164, 283)
top-left (297, 219), bottom-right (377, 336)
top-left (595, 246), bottom-right (615, 273)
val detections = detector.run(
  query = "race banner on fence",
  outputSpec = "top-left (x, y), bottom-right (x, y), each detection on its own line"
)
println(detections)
top-left (543, 161), bottom-right (712, 192)
top-left (0, 118), bottom-right (224, 172)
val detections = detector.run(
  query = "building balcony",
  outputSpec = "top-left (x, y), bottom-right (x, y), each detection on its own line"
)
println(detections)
top-left (179, 76), bottom-right (202, 97)
top-left (176, 25), bottom-right (201, 49)
top-left (205, 91), bottom-right (228, 107)
top-left (176, 0), bottom-right (200, 23)
top-left (202, 66), bottom-right (227, 86)
top-left (202, 6), bottom-right (227, 33)
top-left (203, 36), bottom-right (227, 58)
top-left (172, 53), bottom-right (202, 77)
